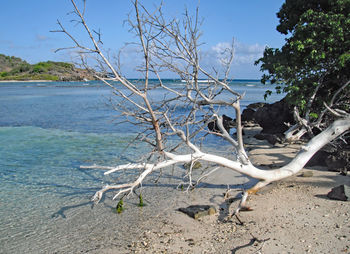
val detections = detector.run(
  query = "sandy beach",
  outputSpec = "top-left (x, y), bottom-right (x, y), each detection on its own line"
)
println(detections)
top-left (100, 127), bottom-right (350, 254)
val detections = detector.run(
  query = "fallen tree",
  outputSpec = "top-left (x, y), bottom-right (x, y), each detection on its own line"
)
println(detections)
top-left (56, 0), bottom-right (350, 214)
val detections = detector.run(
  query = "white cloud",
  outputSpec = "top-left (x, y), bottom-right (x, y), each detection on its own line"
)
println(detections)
top-left (211, 42), bottom-right (232, 54)
top-left (205, 41), bottom-right (266, 65)
top-left (196, 41), bottom-right (267, 78)
top-left (233, 42), bottom-right (266, 65)
top-left (96, 40), bottom-right (266, 79)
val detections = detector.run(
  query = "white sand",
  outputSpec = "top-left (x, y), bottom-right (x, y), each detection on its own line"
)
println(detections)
top-left (99, 127), bottom-right (349, 253)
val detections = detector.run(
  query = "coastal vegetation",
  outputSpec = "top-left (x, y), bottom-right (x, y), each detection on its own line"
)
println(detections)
top-left (257, 0), bottom-right (350, 141)
top-left (57, 0), bottom-right (349, 216)
top-left (0, 54), bottom-right (94, 81)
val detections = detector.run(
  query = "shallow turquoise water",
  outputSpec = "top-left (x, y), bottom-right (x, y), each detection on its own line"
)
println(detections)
top-left (0, 80), bottom-right (284, 253)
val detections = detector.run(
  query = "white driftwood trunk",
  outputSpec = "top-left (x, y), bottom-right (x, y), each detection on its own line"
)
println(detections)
top-left (284, 124), bottom-right (308, 142)
top-left (82, 116), bottom-right (350, 202)
top-left (168, 117), bottom-right (350, 191)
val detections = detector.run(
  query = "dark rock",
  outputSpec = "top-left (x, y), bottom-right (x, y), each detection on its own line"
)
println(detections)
top-left (306, 150), bottom-right (329, 167)
top-left (178, 205), bottom-right (216, 219)
top-left (247, 102), bottom-right (266, 110)
top-left (322, 144), bottom-right (340, 154)
top-left (254, 133), bottom-right (266, 140)
top-left (265, 134), bottom-right (279, 145)
top-left (325, 155), bottom-right (347, 172)
top-left (327, 185), bottom-right (349, 201)
top-left (253, 133), bottom-right (282, 145)
top-left (208, 114), bottom-right (236, 133)
top-left (241, 108), bottom-right (256, 122)
top-left (253, 98), bottom-right (294, 134)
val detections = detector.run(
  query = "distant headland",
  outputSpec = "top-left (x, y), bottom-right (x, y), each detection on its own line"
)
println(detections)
top-left (0, 54), bottom-right (94, 81)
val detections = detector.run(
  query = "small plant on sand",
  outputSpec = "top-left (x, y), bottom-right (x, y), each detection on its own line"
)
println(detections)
top-left (116, 199), bottom-right (124, 214)
top-left (138, 193), bottom-right (145, 207)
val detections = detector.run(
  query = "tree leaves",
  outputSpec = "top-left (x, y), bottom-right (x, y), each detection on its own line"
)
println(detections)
top-left (256, 0), bottom-right (350, 113)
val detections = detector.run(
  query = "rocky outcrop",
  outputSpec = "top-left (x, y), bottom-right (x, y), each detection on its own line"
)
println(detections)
top-left (241, 99), bottom-right (294, 145)
top-left (241, 108), bottom-right (256, 122)
top-left (306, 143), bottom-right (349, 174)
top-left (253, 98), bottom-right (294, 134)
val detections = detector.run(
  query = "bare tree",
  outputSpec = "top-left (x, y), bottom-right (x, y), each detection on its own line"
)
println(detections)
top-left (54, 0), bottom-right (350, 214)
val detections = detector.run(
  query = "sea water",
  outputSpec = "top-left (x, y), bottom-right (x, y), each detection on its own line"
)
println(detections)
top-left (0, 80), bottom-right (283, 253)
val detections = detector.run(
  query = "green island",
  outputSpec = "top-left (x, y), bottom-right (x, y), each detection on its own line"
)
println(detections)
top-left (0, 54), bottom-right (94, 81)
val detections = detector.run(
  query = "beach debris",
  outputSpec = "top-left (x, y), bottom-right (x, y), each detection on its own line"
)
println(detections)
top-left (327, 185), bottom-right (349, 201)
top-left (299, 171), bottom-right (313, 177)
top-left (178, 205), bottom-right (216, 219)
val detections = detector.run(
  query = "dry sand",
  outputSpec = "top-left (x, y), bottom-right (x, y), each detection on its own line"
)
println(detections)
top-left (102, 127), bottom-right (349, 254)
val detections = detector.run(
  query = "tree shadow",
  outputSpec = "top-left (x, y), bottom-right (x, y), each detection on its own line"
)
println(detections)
top-left (231, 238), bottom-right (257, 253)
top-left (51, 200), bottom-right (94, 219)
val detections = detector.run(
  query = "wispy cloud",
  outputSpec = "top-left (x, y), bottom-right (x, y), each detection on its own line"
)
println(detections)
top-left (210, 41), bottom-right (266, 65)
top-left (36, 34), bottom-right (50, 41)
top-left (94, 40), bottom-right (265, 78)
top-left (233, 42), bottom-right (266, 65)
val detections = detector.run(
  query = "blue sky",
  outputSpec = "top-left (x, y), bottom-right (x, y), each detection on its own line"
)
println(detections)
top-left (0, 0), bottom-right (286, 79)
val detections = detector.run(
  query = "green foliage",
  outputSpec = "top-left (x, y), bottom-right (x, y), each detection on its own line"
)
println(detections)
top-left (256, 0), bottom-right (350, 113)
top-left (0, 71), bottom-right (8, 77)
top-left (0, 54), bottom-right (77, 81)
top-left (0, 73), bottom-right (59, 81)
top-left (138, 193), bottom-right (145, 207)
top-left (32, 61), bottom-right (72, 73)
top-left (309, 112), bottom-right (319, 119)
top-left (0, 54), bottom-right (28, 71)
top-left (116, 199), bottom-right (124, 214)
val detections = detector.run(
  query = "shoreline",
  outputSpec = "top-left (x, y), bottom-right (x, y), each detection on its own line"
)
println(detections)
top-left (104, 127), bottom-right (350, 254)
top-left (0, 80), bottom-right (54, 83)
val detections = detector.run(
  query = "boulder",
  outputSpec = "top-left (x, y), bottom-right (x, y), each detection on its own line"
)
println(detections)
top-left (241, 108), bottom-right (255, 122)
top-left (327, 185), bottom-right (349, 201)
top-left (253, 98), bottom-right (294, 134)
top-left (305, 150), bottom-right (329, 167)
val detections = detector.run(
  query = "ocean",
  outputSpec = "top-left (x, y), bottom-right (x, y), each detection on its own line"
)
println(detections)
top-left (0, 80), bottom-right (284, 253)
